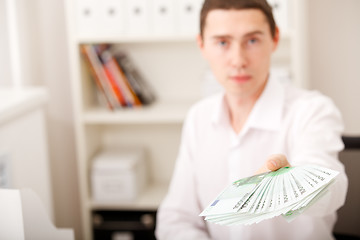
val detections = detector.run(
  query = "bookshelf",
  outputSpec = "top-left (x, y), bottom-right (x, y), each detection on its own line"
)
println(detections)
top-left (65, 0), bottom-right (308, 239)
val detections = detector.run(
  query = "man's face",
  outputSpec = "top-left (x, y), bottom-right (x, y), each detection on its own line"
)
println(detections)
top-left (198, 9), bottom-right (279, 100)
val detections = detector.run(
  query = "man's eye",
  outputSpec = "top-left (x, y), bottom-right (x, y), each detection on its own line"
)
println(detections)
top-left (248, 38), bottom-right (258, 44)
top-left (218, 40), bottom-right (228, 47)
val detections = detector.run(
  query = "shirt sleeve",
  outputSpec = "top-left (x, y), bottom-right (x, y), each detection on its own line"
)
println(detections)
top-left (155, 107), bottom-right (211, 240)
top-left (289, 93), bottom-right (348, 217)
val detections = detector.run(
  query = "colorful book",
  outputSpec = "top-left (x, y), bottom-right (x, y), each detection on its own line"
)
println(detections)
top-left (99, 48), bottom-right (142, 107)
top-left (80, 45), bottom-right (115, 110)
top-left (114, 51), bottom-right (156, 106)
top-left (80, 43), bottom-right (155, 110)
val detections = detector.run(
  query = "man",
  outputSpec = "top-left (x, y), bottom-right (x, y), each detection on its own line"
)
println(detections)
top-left (156, 0), bottom-right (348, 239)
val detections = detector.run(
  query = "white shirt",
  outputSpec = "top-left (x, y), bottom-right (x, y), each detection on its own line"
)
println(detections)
top-left (156, 77), bottom-right (348, 240)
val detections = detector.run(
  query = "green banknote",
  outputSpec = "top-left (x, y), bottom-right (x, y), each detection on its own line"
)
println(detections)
top-left (200, 165), bottom-right (339, 225)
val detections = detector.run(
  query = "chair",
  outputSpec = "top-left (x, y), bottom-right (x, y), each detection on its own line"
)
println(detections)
top-left (333, 136), bottom-right (360, 240)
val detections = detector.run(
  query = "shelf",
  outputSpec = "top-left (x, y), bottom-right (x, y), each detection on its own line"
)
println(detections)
top-left (83, 99), bottom-right (197, 124)
top-left (77, 35), bottom-right (198, 44)
top-left (90, 182), bottom-right (168, 211)
top-left (76, 31), bottom-right (293, 45)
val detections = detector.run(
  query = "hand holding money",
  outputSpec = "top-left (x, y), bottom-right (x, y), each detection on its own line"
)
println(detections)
top-left (200, 164), bottom-right (338, 226)
top-left (256, 154), bottom-right (291, 174)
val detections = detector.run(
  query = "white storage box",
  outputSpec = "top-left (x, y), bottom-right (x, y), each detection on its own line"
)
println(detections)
top-left (91, 148), bottom-right (147, 202)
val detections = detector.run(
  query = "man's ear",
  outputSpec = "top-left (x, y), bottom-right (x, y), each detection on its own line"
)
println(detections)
top-left (272, 26), bottom-right (280, 51)
top-left (197, 34), bottom-right (207, 58)
top-left (197, 34), bottom-right (204, 50)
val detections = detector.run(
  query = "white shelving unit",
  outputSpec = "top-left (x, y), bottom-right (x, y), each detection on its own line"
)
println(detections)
top-left (65, 0), bottom-right (307, 239)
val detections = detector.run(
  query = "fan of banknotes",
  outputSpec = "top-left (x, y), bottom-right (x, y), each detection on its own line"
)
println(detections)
top-left (200, 164), bottom-right (338, 225)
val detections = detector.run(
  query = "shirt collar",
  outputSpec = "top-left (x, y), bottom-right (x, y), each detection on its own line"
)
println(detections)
top-left (211, 91), bottom-right (229, 125)
top-left (211, 75), bottom-right (284, 131)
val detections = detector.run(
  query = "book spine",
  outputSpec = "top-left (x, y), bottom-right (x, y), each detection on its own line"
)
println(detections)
top-left (100, 49), bottom-right (142, 107)
top-left (80, 45), bottom-right (114, 110)
top-left (115, 53), bottom-right (156, 105)
top-left (103, 65), bottom-right (128, 107)
top-left (91, 44), bottom-right (123, 109)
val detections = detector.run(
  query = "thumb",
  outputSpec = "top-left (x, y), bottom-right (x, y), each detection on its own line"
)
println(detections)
top-left (266, 154), bottom-right (290, 171)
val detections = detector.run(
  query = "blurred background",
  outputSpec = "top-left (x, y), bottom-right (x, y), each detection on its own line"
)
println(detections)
top-left (0, 0), bottom-right (359, 239)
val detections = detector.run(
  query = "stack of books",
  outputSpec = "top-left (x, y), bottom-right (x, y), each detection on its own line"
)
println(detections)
top-left (80, 44), bottom-right (156, 110)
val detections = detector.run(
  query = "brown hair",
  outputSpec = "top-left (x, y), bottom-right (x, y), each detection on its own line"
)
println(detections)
top-left (200, 0), bottom-right (277, 38)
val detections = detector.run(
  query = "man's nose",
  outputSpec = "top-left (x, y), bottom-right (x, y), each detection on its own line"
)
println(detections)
top-left (230, 44), bottom-right (248, 70)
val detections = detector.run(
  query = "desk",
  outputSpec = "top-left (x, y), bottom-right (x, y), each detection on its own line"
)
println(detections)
top-left (0, 188), bottom-right (74, 240)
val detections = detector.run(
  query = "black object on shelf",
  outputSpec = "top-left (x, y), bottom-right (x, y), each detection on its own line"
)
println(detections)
top-left (92, 210), bottom-right (156, 240)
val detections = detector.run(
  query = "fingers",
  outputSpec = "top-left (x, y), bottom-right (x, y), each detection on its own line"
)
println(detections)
top-left (255, 154), bottom-right (291, 175)
top-left (266, 154), bottom-right (290, 171)
top-left (255, 165), bottom-right (270, 175)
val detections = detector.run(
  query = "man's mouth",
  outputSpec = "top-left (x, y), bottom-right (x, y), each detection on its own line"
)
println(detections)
top-left (229, 75), bottom-right (252, 82)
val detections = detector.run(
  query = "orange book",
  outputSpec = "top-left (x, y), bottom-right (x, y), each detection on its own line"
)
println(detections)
top-left (85, 44), bottom-right (126, 109)
top-left (80, 45), bottom-right (114, 110)
top-left (103, 66), bottom-right (127, 107)
top-left (100, 50), bottom-right (142, 107)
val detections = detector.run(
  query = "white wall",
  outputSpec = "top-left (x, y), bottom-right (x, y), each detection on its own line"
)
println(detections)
top-left (308, 0), bottom-right (360, 135)
top-left (0, 0), bottom-right (12, 86)
top-left (32, 0), bottom-right (82, 239)
top-left (0, 0), bottom-right (42, 87)
top-left (3, 0), bottom-right (82, 239)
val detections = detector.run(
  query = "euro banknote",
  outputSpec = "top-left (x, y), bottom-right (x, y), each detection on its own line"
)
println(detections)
top-left (199, 165), bottom-right (338, 225)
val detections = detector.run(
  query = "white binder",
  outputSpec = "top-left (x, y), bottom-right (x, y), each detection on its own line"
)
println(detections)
top-left (151, 0), bottom-right (175, 36)
top-left (77, 0), bottom-right (126, 38)
top-left (268, 0), bottom-right (289, 34)
top-left (176, 0), bottom-right (203, 36)
top-left (76, 0), bottom-right (100, 37)
top-left (98, 0), bottom-right (126, 37)
top-left (126, 0), bottom-right (150, 36)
